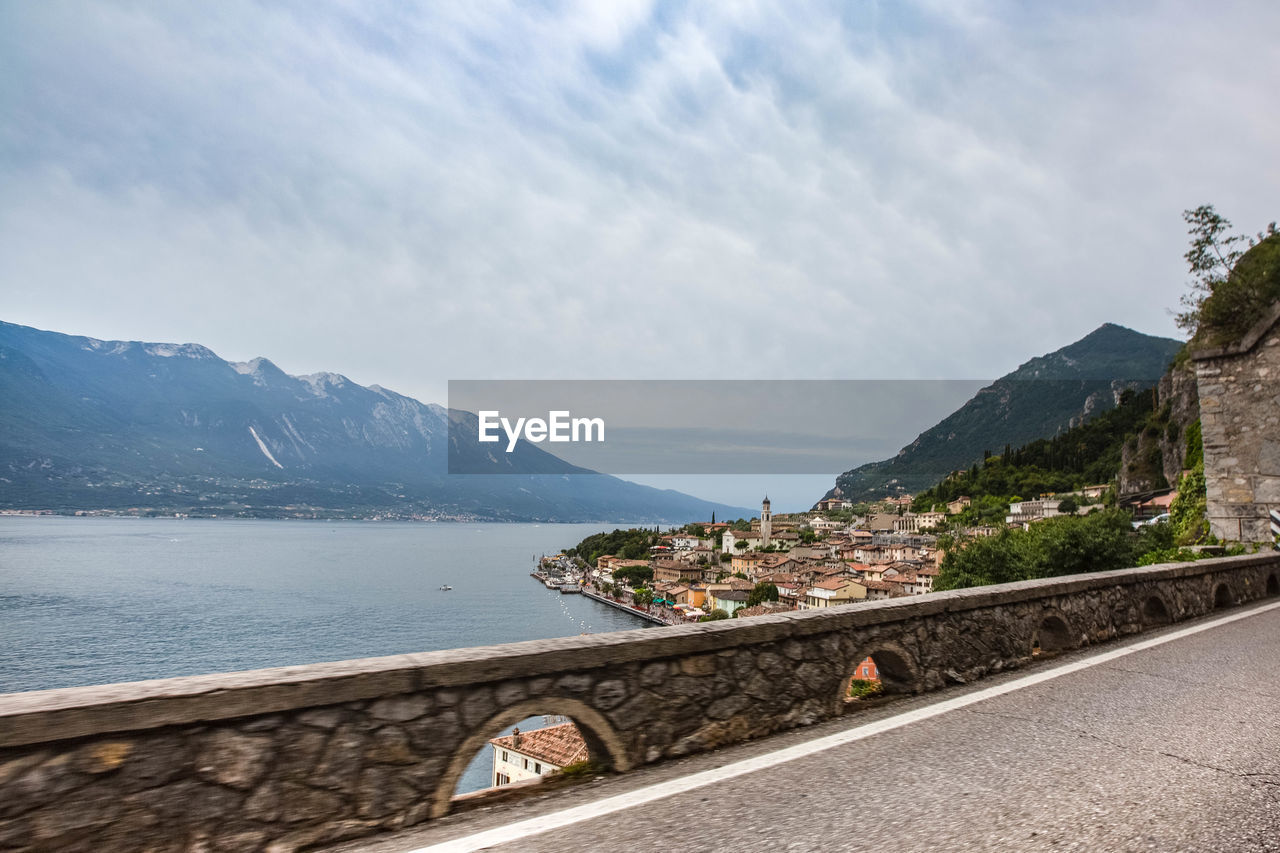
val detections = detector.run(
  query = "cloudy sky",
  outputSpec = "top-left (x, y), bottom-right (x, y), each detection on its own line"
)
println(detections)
top-left (2, 1), bottom-right (1278, 508)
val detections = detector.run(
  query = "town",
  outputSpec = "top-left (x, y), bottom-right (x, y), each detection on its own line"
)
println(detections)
top-left (534, 488), bottom-right (1125, 625)
top-left (504, 486), bottom-right (1123, 789)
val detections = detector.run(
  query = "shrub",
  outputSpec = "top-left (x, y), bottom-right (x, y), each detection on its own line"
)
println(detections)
top-left (847, 679), bottom-right (883, 700)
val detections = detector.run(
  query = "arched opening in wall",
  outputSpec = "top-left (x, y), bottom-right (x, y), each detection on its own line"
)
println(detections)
top-left (437, 697), bottom-right (629, 819)
top-left (1031, 614), bottom-right (1074, 657)
top-left (453, 714), bottom-right (586, 801)
top-left (1267, 573), bottom-right (1279, 597)
top-left (843, 649), bottom-right (915, 704)
top-left (1142, 595), bottom-right (1172, 626)
top-left (1213, 582), bottom-right (1234, 609)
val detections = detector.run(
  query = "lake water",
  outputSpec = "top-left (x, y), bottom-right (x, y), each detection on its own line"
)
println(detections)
top-left (0, 517), bottom-right (653, 793)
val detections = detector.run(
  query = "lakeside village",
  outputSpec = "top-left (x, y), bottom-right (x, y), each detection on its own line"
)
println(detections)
top-left (532, 488), bottom-right (1131, 624)
top-left (500, 488), bottom-right (1125, 790)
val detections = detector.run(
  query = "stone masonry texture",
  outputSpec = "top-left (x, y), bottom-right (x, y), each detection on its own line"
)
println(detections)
top-left (1192, 302), bottom-right (1280, 543)
top-left (1, 553), bottom-right (1277, 852)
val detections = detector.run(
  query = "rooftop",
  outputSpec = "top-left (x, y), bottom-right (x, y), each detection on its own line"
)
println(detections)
top-left (489, 722), bottom-right (588, 768)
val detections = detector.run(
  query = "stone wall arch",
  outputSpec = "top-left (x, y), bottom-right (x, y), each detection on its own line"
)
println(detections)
top-left (1213, 580), bottom-right (1235, 609)
top-left (1032, 608), bottom-right (1076, 654)
top-left (1142, 593), bottom-right (1172, 626)
top-left (431, 696), bottom-right (631, 818)
top-left (842, 640), bottom-right (919, 698)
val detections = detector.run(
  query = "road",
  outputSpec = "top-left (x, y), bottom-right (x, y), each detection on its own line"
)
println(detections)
top-left (328, 599), bottom-right (1280, 853)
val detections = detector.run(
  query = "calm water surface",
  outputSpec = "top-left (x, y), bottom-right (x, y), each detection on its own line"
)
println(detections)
top-left (0, 517), bottom-right (655, 793)
top-left (0, 517), bottom-right (651, 693)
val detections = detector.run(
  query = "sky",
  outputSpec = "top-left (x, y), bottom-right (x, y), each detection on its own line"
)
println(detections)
top-left (2, 1), bottom-right (1278, 511)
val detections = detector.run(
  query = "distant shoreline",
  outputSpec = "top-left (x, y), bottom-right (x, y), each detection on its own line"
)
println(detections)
top-left (0, 509), bottom-right (678, 525)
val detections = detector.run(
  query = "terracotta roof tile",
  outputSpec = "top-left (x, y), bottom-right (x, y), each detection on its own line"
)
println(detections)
top-left (489, 722), bottom-right (588, 768)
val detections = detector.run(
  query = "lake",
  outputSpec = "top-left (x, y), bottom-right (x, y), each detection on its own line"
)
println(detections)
top-left (0, 517), bottom-right (653, 793)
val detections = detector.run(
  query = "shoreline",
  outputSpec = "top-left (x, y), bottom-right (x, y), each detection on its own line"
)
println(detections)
top-left (578, 588), bottom-right (670, 625)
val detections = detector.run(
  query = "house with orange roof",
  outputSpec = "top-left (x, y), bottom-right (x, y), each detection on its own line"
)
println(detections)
top-left (799, 578), bottom-right (868, 610)
top-left (489, 722), bottom-right (588, 788)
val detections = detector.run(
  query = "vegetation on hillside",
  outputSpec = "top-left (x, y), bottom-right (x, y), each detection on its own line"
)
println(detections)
top-left (911, 386), bottom-right (1161, 512)
top-left (936, 509), bottom-right (1169, 590)
top-left (1177, 205), bottom-right (1280, 346)
top-left (566, 528), bottom-right (662, 563)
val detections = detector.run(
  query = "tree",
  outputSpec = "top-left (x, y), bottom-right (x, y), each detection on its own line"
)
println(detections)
top-left (632, 588), bottom-right (654, 608)
top-left (746, 582), bottom-right (779, 608)
top-left (1057, 496), bottom-right (1079, 515)
top-left (1177, 204), bottom-right (1279, 343)
top-left (936, 510), bottom-right (1141, 590)
top-left (1177, 205), bottom-right (1249, 334)
top-left (698, 609), bottom-right (730, 622)
top-left (613, 564), bottom-right (653, 586)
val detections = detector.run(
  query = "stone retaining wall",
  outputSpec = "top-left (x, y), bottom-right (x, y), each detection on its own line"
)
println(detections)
top-left (1192, 301), bottom-right (1280, 543)
top-left (2, 553), bottom-right (1278, 852)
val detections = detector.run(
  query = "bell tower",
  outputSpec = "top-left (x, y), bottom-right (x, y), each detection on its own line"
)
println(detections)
top-left (760, 495), bottom-right (771, 546)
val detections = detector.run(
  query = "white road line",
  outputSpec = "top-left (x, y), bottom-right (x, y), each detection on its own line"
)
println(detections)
top-left (411, 599), bottom-right (1280, 853)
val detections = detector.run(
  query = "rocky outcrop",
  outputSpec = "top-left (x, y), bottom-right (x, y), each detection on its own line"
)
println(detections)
top-left (1118, 354), bottom-right (1200, 496)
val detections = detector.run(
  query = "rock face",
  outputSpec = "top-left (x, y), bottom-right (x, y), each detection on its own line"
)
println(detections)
top-left (1192, 302), bottom-right (1280, 543)
top-left (1117, 356), bottom-right (1201, 497)
top-left (1, 555), bottom-right (1277, 851)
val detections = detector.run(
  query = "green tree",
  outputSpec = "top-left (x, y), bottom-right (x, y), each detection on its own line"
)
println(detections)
top-left (698, 609), bottom-right (730, 622)
top-left (1169, 464), bottom-right (1208, 545)
top-left (1177, 205), bottom-right (1280, 343)
top-left (1057, 496), bottom-right (1079, 515)
top-left (613, 564), bottom-right (653, 586)
top-left (937, 510), bottom-right (1141, 590)
top-left (632, 588), bottom-right (654, 607)
top-left (745, 582), bottom-right (779, 608)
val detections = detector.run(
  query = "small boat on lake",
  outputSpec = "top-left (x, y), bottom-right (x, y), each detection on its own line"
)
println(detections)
top-left (439, 584), bottom-right (453, 591)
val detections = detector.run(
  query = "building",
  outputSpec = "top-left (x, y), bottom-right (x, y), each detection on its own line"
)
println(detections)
top-left (946, 496), bottom-right (972, 514)
top-left (730, 551), bottom-right (765, 576)
top-left (867, 513), bottom-right (899, 532)
top-left (760, 496), bottom-right (772, 547)
top-left (708, 587), bottom-right (751, 616)
top-left (489, 722), bottom-right (587, 788)
top-left (800, 578), bottom-right (868, 610)
top-left (1005, 499), bottom-right (1063, 525)
top-left (723, 529), bottom-right (764, 552)
top-left (862, 578), bottom-right (907, 600)
top-left (652, 561), bottom-right (685, 583)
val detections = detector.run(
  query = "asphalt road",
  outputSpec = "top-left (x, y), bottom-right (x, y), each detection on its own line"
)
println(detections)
top-left (328, 599), bottom-right (1280, 853)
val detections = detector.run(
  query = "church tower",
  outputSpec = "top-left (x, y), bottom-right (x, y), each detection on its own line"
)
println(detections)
top-left (760, 495), bottom-right (772, 547)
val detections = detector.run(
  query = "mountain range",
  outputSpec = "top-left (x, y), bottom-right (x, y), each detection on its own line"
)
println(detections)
top-left (822, 323), bottom-right (1185, 502)
top-left (0, 321), bottom-right (748, 522)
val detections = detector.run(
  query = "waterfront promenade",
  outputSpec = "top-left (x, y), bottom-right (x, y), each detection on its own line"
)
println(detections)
top-left (578, 587), bottom-right (670, 625)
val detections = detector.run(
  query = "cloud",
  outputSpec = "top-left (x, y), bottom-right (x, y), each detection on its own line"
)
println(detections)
top-left (1, 0), bottom-right (1278, 408)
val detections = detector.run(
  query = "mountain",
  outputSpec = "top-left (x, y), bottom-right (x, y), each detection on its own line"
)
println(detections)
top-left (0, 322), bottom-right (748, 522)
top-left (822, 324), bottom-right (1185, 502)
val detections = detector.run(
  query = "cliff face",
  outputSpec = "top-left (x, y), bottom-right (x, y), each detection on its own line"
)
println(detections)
top-left (1118, 354), bottom-right (1199, 496)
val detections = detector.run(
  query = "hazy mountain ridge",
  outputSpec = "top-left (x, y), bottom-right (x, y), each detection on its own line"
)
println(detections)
top-left (824, 324), bottom-right (1185, 502)
top-left (0, 322), bottom-right (746, 521)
